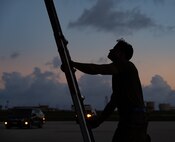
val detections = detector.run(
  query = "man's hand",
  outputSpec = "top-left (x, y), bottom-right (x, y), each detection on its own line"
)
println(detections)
top-left (86, 118), bottom-right (100, 129)
top-left (60, 61), bottom-right (76, 73)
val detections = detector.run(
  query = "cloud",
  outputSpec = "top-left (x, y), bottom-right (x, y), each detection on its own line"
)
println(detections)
top-left (45, 56), bottom-right (61, 69)
top-left (90, 57), bottom-right (108, 64)
top-left (78, 74), bottom-right (111, 109)
top-left (68, 0), bottom-right (157, 35)
top-left (0, 67), bottom-right (71, 109)
top-left (1, 61), bottom-right (175, 110)
top-left (0, 52), bottom-right (20, 61)
top-left (96, 57), bottom-right (108, 63)
top-left (10, 52), bottom-right (20, 59)
top-left (79, 73), bottom-right (175, 110)
top-left (143, 74), bottom-right (175, 109)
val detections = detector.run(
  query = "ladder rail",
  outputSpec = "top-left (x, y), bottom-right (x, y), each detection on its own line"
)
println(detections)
top-left (44, 1), bottom-right (95, 142)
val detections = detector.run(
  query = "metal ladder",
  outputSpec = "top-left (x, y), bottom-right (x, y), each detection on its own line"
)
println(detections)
top-left (44, 0), bottom-right (95, 142)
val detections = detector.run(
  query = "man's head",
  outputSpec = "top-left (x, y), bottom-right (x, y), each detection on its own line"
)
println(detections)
top-left (108, 39), bottom-right (133, 62)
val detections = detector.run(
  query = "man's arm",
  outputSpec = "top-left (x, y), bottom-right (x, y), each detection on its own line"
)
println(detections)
top-left (89, 95), bottom-right (117, 128)
top-left (72, 61), bottom-right (118, 75)
top-left (98, 99), bottom-right (117, 123)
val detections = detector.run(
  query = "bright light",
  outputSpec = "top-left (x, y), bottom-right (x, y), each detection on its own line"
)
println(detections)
top-left (24, 121), bottom-right (28, 125)
top-left (43, 117), bottom-right (46, 123)
top-left (87, 114), bottom-right (92, 118)
top-left (4, 122), bottom-right (8, 125)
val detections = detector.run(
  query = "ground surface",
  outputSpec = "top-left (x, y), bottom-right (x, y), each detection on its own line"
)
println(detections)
top-left (1, 121), bottom-right (175, 142)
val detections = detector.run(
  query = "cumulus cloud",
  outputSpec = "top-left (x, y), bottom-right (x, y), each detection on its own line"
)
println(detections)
top-left (0, 67), bottom-right (71, 109)
top-left (143, 75), bottom-right (175, 109)
top-left (68, 0), bottom-right (157, 35)
top-left (78, 74), bottom-right (111, 109)
top-left (79, 73), bottom-right (175, 110)
top-left (1, 60), bottom-right (175, 110)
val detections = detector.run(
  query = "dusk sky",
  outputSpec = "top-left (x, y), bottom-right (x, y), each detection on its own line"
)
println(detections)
top-left (0, 0), bottom-right (175, 110)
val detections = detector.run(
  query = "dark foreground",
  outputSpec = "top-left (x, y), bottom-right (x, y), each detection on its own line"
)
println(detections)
top-left (1, 121), bottom-right (175, 142)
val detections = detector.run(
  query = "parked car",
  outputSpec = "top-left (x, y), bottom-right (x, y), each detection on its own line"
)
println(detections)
top-left (83, 105), bottom-right (97, 120)
top-left (4, 107), bottom-right (45, 129)
top-left (72, 104), bottom-right (97, 122)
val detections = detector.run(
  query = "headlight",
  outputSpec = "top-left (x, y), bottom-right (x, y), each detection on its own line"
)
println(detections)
top-left (86, 114), bottom-right (92, 118)
top-left (24, 121), bottom-right (28, 125)
top-left (4, 122), bottom-right (8, 125)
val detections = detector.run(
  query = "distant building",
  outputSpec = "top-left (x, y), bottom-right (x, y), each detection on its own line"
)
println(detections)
top-left (170, 106), bottom-right (175, 111)
top-left (145, 101), bottom-right (155, 112)
top-left (159, 103), bottom-right (171, 111)
top-left (38, 105), bottom-right (49, 112)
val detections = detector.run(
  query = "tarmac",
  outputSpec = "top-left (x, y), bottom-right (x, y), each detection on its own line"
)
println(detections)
top-left (1, 121), bottom-right (175, 142)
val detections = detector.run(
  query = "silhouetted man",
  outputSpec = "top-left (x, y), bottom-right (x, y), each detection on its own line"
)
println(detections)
top-left (71, 39), bottom-right (150, 142)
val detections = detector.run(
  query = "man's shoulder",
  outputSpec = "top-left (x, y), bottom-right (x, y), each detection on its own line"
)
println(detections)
top-left (127, 61), bottom-right (139, 74)
top-left (122, 61), bottom-right (135, 68)
top-left (119, 61), bottom-right (138, 73)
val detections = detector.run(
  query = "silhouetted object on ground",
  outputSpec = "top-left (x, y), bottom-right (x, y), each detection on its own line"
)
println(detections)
top-left (72, 39), bottom-right (151, 142)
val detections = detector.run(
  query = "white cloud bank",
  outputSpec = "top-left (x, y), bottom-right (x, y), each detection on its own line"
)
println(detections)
top-left (0, 57), bottom-right (175, 110)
